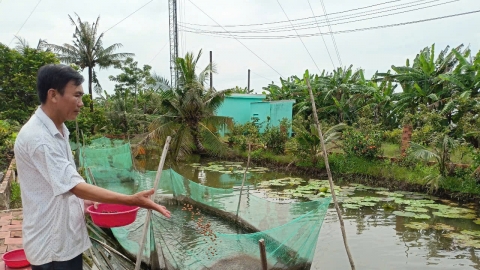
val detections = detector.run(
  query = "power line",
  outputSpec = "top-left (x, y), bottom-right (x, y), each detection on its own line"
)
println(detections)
top-left (181, 9), bottom-right (480, 40)
top-left (179, 0), bottom-right (455, 35)
top-left (149, 41), bottom-right (169, 64)
top-left (276, 0), bottom-right (321, 73)
top-left (185, 0), bottom-right (284, 78)
top-left (180, 0), bottom-right (461, 38)
top-left (308, 0), bottom-right (336, 69)
top-left (181, 0), bottom-right (405, 28)
top-left (8, 0), bottom-right (43, 46)
top-left (251, 70), bottom-right (275, 82)
top-left (104, 0), bottom-right (153, 34)
top-left (318, 0), bottom-right (343, 67)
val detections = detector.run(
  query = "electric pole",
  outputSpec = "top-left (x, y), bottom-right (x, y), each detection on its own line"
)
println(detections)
top-left (168, 0), bottom-right (179, 89)
top-left (210, 51), bottom-right (213, 90)
top-left (248, 69), bottom-right (251, 93)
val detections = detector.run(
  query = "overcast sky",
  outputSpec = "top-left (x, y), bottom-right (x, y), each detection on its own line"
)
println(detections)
top-left (1, 0), bottom-right (479, 96)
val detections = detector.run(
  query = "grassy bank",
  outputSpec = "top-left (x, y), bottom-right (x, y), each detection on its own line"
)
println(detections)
top-left (231, 149), bottom-right (480, 203)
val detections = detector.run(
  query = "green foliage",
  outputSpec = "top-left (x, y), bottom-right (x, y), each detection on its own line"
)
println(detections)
top-left (0, 43), bottom-right (59, 123)
top-left (342, 128), bottom-right (382, 159)
top-left (228, 120), bottom-right (261, 151)
top-left (108, 57), bottom-right (155, 108)
top-left (410, 134), bottom-right (459, 175)
top-left (10, 181), bottom-right (22, 209)
top-left (383, 129), bottom-right (402, 144)
top-left (64, 96), bottom-right (110, 141)
top-left (225, 86), bottom-right (254, 94)
top-left (262, 119), bottom-right (290, 154)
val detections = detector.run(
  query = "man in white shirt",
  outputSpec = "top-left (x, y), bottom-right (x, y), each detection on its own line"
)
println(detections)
top-left (14, 64), bottom-right (171, 270)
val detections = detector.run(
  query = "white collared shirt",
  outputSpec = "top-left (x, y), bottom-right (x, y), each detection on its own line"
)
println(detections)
top-left (14, 107), bottom-right (91, 265)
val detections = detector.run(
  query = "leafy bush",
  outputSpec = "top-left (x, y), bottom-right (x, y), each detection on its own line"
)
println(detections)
top-left (228, 120), bottom-right (261, 151)
top-left (262, 119), bottom-right (290, 154)
top-left (383, 129), bottom-right (402, 144)
top-left (342, 128), bottom-right (382, 159)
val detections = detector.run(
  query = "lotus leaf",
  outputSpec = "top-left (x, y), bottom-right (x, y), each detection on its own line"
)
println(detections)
top-left (405, 222), bottom-right (430, 230)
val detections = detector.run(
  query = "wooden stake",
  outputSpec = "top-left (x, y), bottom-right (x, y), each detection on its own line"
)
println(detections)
top-left (236, 143), bottom-right (252, 219)
top-left (134, 136), bottom-right (172, 270)
top-left (305, 75), bottom-right (356, 270)
top-left (258, 239), bottom-right (268, 270)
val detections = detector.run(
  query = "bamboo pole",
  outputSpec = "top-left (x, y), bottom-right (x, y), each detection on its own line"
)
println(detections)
top-left (236, 143), bottom-right (252, 219)
top-left (258, 239), bottom-right (268, 270)
top-left (134, 136), bottom-right (172, 270)
top-left (305, 75), bottom-right (356, 270)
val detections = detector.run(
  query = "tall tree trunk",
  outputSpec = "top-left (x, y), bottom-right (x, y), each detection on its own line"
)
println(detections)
top-left (88, 66), bottom-right (94, 112)
top-left (191, 123), bottom-right (205, 153)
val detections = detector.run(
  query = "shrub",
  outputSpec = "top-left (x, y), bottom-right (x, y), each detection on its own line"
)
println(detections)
top-left (342, 128), bottom-right (382, 159)
top-left (262, 119), bottom-right (290, 155)
top-left (383, 129), bottom-right (402, 144)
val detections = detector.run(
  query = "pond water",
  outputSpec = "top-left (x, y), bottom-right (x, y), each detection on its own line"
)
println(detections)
top-left (134, 155), bottom-right (480, 270)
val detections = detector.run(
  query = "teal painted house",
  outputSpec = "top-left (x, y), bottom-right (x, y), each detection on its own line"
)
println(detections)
top-left (216, 94), bottom-right (295, 137)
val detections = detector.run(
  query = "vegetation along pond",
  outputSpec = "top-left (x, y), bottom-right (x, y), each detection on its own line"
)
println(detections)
top-left (135, 154), bottom-right (480, 270)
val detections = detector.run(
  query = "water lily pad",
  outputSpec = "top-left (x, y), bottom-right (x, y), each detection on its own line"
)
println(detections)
top-left (473, 219), bottom-right (480, 225)
top-left (458, 239), bottom-right (480, 249)
top-left (460, 230), bottom-right (480, 238)
top-left (405, 222), bottom-right (430, 230)
top-left (358, 202), bottom-right (376, 207)
top-left (432, 223), bottom-right (455, 231)
top-left (404, 206), bottom-right (429, 213)
top-left (413, 214), bottom-right (431, 219)
top-left (444, 232), bottom-right (473, 241)
top-left (392, 211), bottom-right (416, 217)
top-left (343, 204), bottom-right (361, 209)
top-left (433, 212), bottom-right (476, 219)
top-left (376, 191), bottom-right (404, 197)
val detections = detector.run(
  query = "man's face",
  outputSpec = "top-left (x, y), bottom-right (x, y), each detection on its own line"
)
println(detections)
top-left (56, 81), bottom-right (84, 121)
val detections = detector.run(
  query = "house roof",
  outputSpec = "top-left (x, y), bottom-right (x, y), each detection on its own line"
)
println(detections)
top-left (226, 94), bottom-right (266, 99)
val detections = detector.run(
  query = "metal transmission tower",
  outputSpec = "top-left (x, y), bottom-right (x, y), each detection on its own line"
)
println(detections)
top-left (168, 0), bottom-right (179, 89)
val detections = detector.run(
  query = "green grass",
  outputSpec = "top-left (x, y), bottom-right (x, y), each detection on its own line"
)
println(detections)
top-left (381, 143), bottom-right (401, 157)
top-left (10, 181), bottom-right (22, 209)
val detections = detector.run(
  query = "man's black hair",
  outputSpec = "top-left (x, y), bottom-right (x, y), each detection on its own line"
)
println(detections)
top-left (36, 64), bottom-right (84, 104)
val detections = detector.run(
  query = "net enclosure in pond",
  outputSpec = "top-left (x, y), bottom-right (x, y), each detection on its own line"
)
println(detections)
top-left (80, 138), bottom-right (331, 269)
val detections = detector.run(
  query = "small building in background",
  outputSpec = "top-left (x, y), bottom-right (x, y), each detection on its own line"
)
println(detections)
top-left (216, 93), bottom-right (295, 137)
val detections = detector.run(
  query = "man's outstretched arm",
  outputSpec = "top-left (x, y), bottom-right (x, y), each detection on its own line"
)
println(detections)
top-left (71, 183), bottom-right (171, 218)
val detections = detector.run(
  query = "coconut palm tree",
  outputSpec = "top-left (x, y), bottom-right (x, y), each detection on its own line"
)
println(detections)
top-left (44, 13), bottom-right (134, 111)
top-left (141, 49), bottom-right (232, 160)
top-left (409, 134), bottom-right (459, 192)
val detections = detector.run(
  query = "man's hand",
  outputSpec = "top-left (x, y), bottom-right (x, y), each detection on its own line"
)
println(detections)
top-left (84, 200), bottom-right (99, 213)
top-left (131, 189), bottom-right (171, 218)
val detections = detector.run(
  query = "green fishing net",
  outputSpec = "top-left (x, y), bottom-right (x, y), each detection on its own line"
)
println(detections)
top-left (80, 138), bottom-right (331, 269)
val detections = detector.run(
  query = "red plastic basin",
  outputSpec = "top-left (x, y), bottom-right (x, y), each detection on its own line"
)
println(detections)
top-left (2, 249), bottom-right (30, 268)
top-left (87, 204), bottom-right (140, 228)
